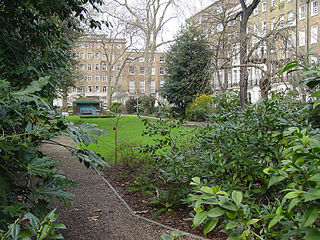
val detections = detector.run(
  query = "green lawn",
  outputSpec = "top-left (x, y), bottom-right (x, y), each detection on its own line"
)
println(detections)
top-left (67, 116), bottom-right (183, 162)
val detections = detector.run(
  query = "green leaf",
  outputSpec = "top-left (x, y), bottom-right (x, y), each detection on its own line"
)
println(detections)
top-left (304, 230), bottom-right (320, 240)
top-left (268, 175), bottom-right (285, 188)
top-left (161, 234), bottom-right (174, 240)
top-left (226, 221), bottom-right (237, 230)
top-left (203, 218), bottom-right (218, 235)
top-left (231, 191), bottom-right (243, 207)
top-left (191, 177), bottom-right (200, 185)
top-left (311, 92), bottom-right (320, 98)
top-left (268, 215), bottom-right (282, 229)
top-left (304, 189), bottom-right (320, 201)
top-left (207, 207), bottom-right (225, 218)
top-left (300, 205), bottom-right (319, 228)
top-left (284, 191), bottom-right (300, 199)
top-left (49, 233), bottom-right (64, 239)
top-left (280, 60), bottom-right (299, 74)
top-left (12, 77), bottom-right (49, 96)
top-left (10, 224), bottom-right (20, 240)
top-left (246, 218), bottom-right (260, 226)
top-left (227, 234), bottom-right (241, 240)
top-left (313, 100), bottom-right (320, 109)
top-left (23, 213), bottom-right (40, 230)
top-left (193, 211), bottom-right (207, 227)
top-left (201, 186), bottom-right (214, 194)
top-left (288, 198), bottom-right (301, 212)
top-left (308, 174), bottom-right (320, 182)
top-left (54, 223), bottom-right (66, 230)
top-left (219, 201), bottom-right (237, 212)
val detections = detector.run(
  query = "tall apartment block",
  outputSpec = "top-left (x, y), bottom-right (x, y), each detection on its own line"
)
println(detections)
top-left (57, 35), bottom-right (166, 108)
top-left (188, 0), bottom-right (319, 102)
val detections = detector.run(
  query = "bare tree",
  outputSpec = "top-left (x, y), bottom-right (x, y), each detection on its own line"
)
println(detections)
top-left (104, 0), bottom-right (178, 95)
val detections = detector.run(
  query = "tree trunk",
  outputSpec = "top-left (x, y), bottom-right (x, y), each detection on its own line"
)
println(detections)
top-left (239, 17), bottom-right (249, 108)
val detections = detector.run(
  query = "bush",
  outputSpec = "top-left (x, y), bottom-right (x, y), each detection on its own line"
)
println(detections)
top-left (110, 102), bottom-right (123, 113)
top-left (80, 115), bottom-right (115, 118)
top-left (140, 95), bottom-right (156, 115)
top-left (125, 97), bottom-right (140, 114)
top-left (185, 94), bottom-right (214, 121)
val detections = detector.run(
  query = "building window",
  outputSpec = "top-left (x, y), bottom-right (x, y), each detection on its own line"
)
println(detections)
top-left (80, 64), bottom-right (85, 70)
top-left (299, 5), bottom-right (306, 20)
top-left (312, 1), bottom-right (319, 16)
top-left (139, 57), bottom-right (144, 62)
top-left (79, 53), bottom-right (84, 59)
top-left (102, 64), bottom-right (106, 71)
top-left (95, 53), bottom-right (99, 60)
top-left (199, 16), bottom-right (202, 24)
top-left (262, 1), bottom-right (267, 12)
top-left (102, 75), bottom-right (107, 82)
top-left (160, 80), bottom-right (165, 87)
top-left (111, 75), bottom-right (114, 82)
top-left (95, 64), bottom-right (100, 71)
top-left (87, 52), bottom-right (92, 59)
top-left (311, 25), bottom-right (318, 44)
top-left (129, 80), bottom-right (135, 93)
top-left (288, 11), bottom-right (294, 21)
top-left (103, 86), bottom-right (107, 92)
top-left (129, 66), bottom-right (135, 75)
top-left (95, 86), bottom-right (100, 92)
top-left (254, 23), bottom-right (259, 33)
top-left (287, 33), bottom-right (293, 47)
top-left (159, 67), bottom-right (165, 75)
top-left (111, 65), bottom-right (114, 71)
top-left (95, 75), bottom-right (100, 82)
top-left (87, 75), bottom-right (92, 82)
top-left (152, 67), bottom-right (155, 75)
top-left (151, 81), bottom-right (155, 93)
top-left (111, 54), bottom-right (115, 60)
top-left (140, 80), bottom-right (145, 93)
top-left (262, 20), bottom-right (267, 32)
top-left (279, 15), bottom-right (285, 24)
top-left (271, 0), bottom-right (276, 7)
top-left (80, 42), bottom-right (85, 48)
top-left (159, 56), bottom-right (165, 63)
top-left (88, 86), bottom-right (92, 92)
top-left (254, 7), bottom-right (258, 15)
top-left (102, 54), bottom-right (106, 60)
top-left (217, 23), bottom-right (223, 32)
top-left (139, 67), bottom-right (145, 75)
top-left (117, 76), bottom-right (122, 82)
top-left (299, 29), bottom-right (306, 46)
top-left (217, 5), bottom-right (223, 14)
top-left (116, 64), bottom-right (121, 71)
top-left (288, 0), bottom-right (292, 2)
top-left (87, 64), bottom-right (92, 71)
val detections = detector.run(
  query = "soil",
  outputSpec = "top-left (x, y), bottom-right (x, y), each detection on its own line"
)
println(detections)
top-left (102, 165), bottom-right (227, 240)
top-left (40, 136), bottom-right (219, 240)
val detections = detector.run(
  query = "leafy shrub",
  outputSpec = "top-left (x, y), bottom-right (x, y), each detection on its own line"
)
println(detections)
top-left (185, 94), bottom-right (214, 121)
top-left (110, 102), bottom-right (123, 113)
top-left (140, 95), bottom-right (156, 115)
top-left (80, 115), bottom-right (115, 118)
top-left (125, 97), bottom-right (140, 114)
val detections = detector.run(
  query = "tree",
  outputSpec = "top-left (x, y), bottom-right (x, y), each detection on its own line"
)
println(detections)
top-left (105, 0), bottom-right (177, 95)
top-left (161, 25), bottom-right (212, 116)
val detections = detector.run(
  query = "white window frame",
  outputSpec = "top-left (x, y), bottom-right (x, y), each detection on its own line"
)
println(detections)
top-left (150, 81), bottom-right (155, 93)
top-left (152, 67), bottom-right (155, 75)
top-left (88, 86), bottom-right (92, 92)
top-left (140, 80), bottom-right (145, 93)
top-left (129, 66), bottom-right (135, 75)
top-left (311, 1), bottom-right (319, 16)
top-left (299, 29), bottom-right (306, 46)
top-left (159, 56), bottom-right (165, 63)
top-left (87, 64), bottom-right (92, 71)
top-left (311, 25), bottom-right (318, 44)
top-left (299, 5), bottom-right (306, 20)
top-left (102, 64), bottom-right (106, 71)
top-left (139, 67), bottom-right (145, 75)
top-left (102, 75), bottom-right (107, 82)
top-left (103, 86), bottom-right (107, 92)
top-left (95, 53), bottom-right (99, 60)
top-left (95, 64), bottom-right (100, 71)
top-left (262, 1), bottom-right (267, 12)
top-left (95, 75), bottom-right (100, 82)
top-left (129, 80), bottom-right (135, 93)
top-left (159, 67), bottom-right (165, 75)
top-left (79, 53), bottom-right (84, 59)
top-left (95, 86), bottom-right (100, 92)
top-left (87, 52), bottom-right (92, 59)
top-left (87, 75), bottom-right (92, 82)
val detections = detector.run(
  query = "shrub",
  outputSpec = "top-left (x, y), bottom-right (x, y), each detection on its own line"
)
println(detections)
top-left (125, 97), bottom-right (140, 114)
top-left (185, 94), bottom-right (214, 121)
top-left (110, 102), bottom-right (123, 113)
top-left (140, 95), bottom-right (156, 115)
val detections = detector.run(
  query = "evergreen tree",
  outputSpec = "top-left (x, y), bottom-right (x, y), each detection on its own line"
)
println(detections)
top-left (161, 25), bottom-right (212, 116)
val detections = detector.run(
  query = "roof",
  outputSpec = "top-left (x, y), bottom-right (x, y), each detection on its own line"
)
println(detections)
top-left (74, 97), bottom-right (103, 104)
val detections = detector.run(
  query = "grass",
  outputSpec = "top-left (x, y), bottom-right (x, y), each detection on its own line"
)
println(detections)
top-left (66, 116), bottom-right (183, 162)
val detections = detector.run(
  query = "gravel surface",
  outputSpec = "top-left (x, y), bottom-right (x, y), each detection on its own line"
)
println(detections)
top-left (39, 136), bottom-right (202, 240)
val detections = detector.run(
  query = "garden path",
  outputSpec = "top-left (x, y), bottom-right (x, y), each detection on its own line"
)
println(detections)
top-left (39, 136), bottom-right (202, 240)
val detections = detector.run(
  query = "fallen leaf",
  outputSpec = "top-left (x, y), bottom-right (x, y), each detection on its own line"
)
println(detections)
top-left (141, 200), bottom-right (148, 204)
top-left (134, 210), bottom-right (149, 214)
top-left (87, 216), bottom-right (99, 221)
top-left (94, 209), bottom-right (102, 213)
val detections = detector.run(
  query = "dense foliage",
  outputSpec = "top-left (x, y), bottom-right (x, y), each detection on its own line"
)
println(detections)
top-left (0, 0), bottom-right (109, 238)
top-left (160, 25), bottom-right (212, 116)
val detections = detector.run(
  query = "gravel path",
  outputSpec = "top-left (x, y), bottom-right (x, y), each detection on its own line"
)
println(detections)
top-left (39, 136), bottom-right (203, 240)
